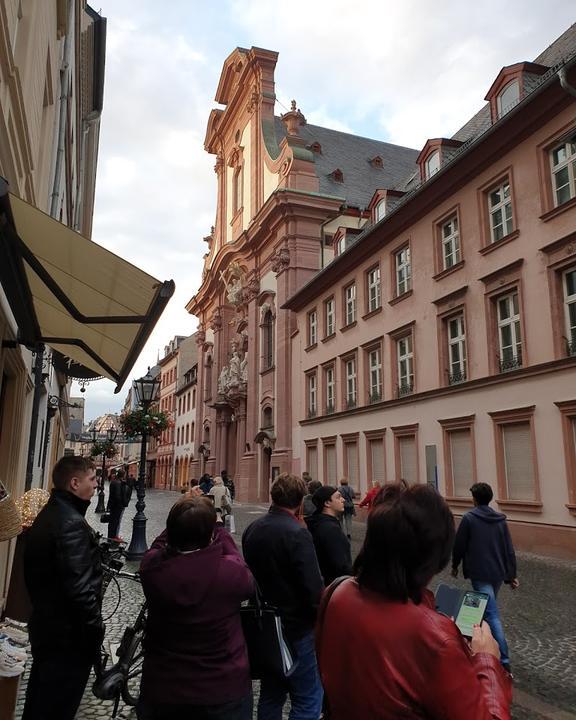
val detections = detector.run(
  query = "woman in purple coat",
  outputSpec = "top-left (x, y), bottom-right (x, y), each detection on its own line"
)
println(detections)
top-left (137, 496), bottom-right (254, 720)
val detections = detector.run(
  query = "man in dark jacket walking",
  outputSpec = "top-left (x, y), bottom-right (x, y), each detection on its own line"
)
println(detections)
top-left (451, 482), bottom-right (519, 672)
top-left (243, 473), bottom-right (324, 720)
top-left (23, 455), bottom-right (104, 720)
top-left (306, 486), bottom-right (352, 584)
top-left (107, 469), bottom-right (128, 539)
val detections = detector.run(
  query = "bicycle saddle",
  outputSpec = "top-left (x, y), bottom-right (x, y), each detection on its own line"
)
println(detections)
top-left (92, 664), bottom-right (125, 701)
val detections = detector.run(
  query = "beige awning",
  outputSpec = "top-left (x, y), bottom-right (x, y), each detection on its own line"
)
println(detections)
top-left (0, 183), bottom-right (174, 391)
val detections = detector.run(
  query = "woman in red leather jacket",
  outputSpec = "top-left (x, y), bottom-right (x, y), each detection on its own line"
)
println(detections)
top-left (316, 483), bottom-right (512, 719)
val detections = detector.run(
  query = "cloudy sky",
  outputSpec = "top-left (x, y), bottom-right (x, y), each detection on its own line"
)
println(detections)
top-left (79, 0), bottom-right (576, 421)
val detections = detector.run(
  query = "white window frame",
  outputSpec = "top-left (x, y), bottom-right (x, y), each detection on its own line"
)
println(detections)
top-left (497, 80), bottom-right (520, 118)
top-left (325, 297), bottom-right (335, 337)
top-left (345, 358), bottom-right (357, 408)
top-left (488, 180), bottom-right (513, 243)
top-left (368, 347), bottom-right (382, 402)
top-left (441, 215), bottom-right (461, 270)
top-left (307, 373), bottom-right (317, 416)
top-left (308, 310), bottom-right (317, 346)
top-left (497, 291), bottom-right (522, 370)
top-left (397, 334), bottom-right (414, 394)
top-left (325, 365), bottom-right (335, 412)
top-left (550, 134), bottom-right (576, 207)
top-left (375, 198), bottom-right (386, 222)
top-left (367, 266), bottom-right (381, 312)
top-left (425, 150), bottom-right (440, 179)
top-left (447, 314), bottom-right (466, 383)
top-left (345, 284), bottom-right (356, 325)
top-left (395, 246), bottom-right (411, 296)
top-left (563, 267), bottom-right (576, 355)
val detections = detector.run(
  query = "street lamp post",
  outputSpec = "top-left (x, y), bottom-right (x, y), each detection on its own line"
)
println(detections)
top-left (126, 369), bottom-right (159, 561)
top-left (93, 426), bottom-right (117, 513)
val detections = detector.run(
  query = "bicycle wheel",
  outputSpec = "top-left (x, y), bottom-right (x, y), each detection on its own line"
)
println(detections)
top-left (102, 574), bottom-right (121, 622)
top-left (120, 625), bottom-right (145, 706)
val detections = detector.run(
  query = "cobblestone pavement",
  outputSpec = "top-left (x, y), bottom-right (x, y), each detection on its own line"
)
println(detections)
top-left (15, 489), bottom-right (576, 719)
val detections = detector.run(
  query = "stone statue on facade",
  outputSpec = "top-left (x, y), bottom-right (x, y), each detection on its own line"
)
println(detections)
top-left (217, 366), bottom-right (230, 396)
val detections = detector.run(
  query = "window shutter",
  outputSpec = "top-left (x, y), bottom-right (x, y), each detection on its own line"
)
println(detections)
top-left (502, 423), bottom-right (535, 501)
top-left (346, 442), bottom-right (359, 487)
top-left (399, 435), bottom-right (417, 485)
top-left (325, 444), bottom-right (337, 484)
top-left (450, 429), bottom-right (474, 497)
top-left (369, 439), bottom-right (385, 486)
top-left (307, 446), bottom-right (318, 482)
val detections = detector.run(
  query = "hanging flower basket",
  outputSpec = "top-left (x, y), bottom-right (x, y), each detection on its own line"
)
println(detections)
top-left (120, 409), bottom-right (170, 438)
top-left (90, 440), bottom-right (117, 458)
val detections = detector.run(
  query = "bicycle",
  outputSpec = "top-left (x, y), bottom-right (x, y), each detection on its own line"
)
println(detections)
top-left (92, 536), bottom-right (147, 717)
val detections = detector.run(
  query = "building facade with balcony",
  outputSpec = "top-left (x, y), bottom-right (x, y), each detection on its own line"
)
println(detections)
top-left (174, 335), bottom-right (198, 488)
top-left (286, 25), bottom-right (576, 558)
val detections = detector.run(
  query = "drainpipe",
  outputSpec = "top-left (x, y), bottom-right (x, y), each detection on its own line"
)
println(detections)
top-left (558, 66), bottom-right (576, 99)
top-left (73, 112), bottom-right (100, 231)
top-left (49, 0), bottom-right (75, 219)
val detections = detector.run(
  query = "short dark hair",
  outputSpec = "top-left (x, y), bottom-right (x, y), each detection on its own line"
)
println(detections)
top-left (270, 473), bottom-right (307, 509)
top-left (470, 482), bottom-right (493, 505)
top-left (166, 497), bottom-right (216, 551)
top-left (52, 456), bottom-right (95, 490)
top-left (354, 483), bottom-right (455, 604)
top-left (307, 479), bottom-right (323, 495)
top-left (116, 470), bottom-right (125, 480)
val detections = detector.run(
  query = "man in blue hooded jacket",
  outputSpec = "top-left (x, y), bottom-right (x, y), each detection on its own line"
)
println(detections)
top-left (451, 482), bottom-right (519, 673)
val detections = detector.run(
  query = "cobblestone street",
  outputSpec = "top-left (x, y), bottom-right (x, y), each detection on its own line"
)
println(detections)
top-left (15, 489), bottom-right (576, 719)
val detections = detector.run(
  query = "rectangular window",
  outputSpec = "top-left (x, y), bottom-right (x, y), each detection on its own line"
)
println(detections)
top-left (563, 268), bottom-right (576, 355)
top-left (368, 438), bottom-right (386, 486)
top-left (488, 180), bottom-right (513, 243)
top-left (398, 435), bottom-right (417, 484)
top-left (345, 284), bottom-right (356, 325)
top-left (345, 358), bottom-right (357, 408)
top-left (325, 297), bottom-right (335, 337)
top-left (367, 266), bottom-right (381, 312)
top-left (550, 133), bottom-right (576, 207)
top-left (447, 314), bottom-right (466, 384)
top-left (368, 347), bottom-right (382, 402)
top-left (307, 373), bottom-right (317, 418)
top-left (324, 443), bottom-right (337, 484)
top-left (345, 441), bottom-right (359, 487)
top-left (325, 365), bottom-right (335, 414)
top-left (441, 215), bottom-right (461, 270)
top-left (308, 310), bottom-right (317, 346)
top-left (502, 422), bottom-right (536, 501)
top-left (306, 444), bottom-right (318, 482)
top-left (395, 246), bottom-right (411, 296)
top-left (397, 334), bottom-right (414, 396)
top-left (449, 429), bottom-right (474, 497)
top-left (497, 291), bottom-right (522, 371)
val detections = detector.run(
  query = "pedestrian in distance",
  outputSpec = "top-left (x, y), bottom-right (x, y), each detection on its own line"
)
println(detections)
top-left (22, 456), bottom-right (104, 720)
top-left (306, 486), bottom-right (352, 585)
top-left (221, 469), bottom-right (235, 501)
top-left (242, 473), bottom-right (325, 720)
top-left (107, 469), bottom-right (129, 540)
top-left (199, 473), bottom-right (213, 495)
top-left (451, 482), bottom-right (519, 674)
top-left (138, 496), bottom-right (254, 720)
top-left (302, 478), bottom-right (322, 521)
top-left (359, 480), bottom-right (382, 510)
top-left (338, 477), bottom-right (356, 539)
top-left (316, 482), bottom-right (512, 719)
top-left (208, 476), bottom-right (232, 522)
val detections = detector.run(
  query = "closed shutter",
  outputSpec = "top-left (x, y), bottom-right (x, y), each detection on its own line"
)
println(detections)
top-left (345, 442), bottom-right (359, 486)
top-left (502, 423), bottom-right (535, 501)
top-left (369, 439), bottom-right (385, 486)
top-left (399, 435), bottom-right (417, 485)
top-left (325, 444), bottom-right (337, 484)
top-left (450, 429), bottom-right (474, 497)
top-left (307, 445), bottom-right (318, 482)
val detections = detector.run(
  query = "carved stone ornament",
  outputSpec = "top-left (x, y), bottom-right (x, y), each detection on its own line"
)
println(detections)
top-left (281, 100), bottom-right (306, 137)
top-left (271, 247), bottom-right (290, 275)
top-left (210, 310), bottom-right (223, 331)
top-left (243, 275), bottom-right (260, 303)
top-left (214, 155), bottom-right (224, 175)
top-left (246, 90), bottom-right (259, 114)
top-left (195, 327), bottom-right (206, 345)
top-left (216, 338), bottom-right (249, 400)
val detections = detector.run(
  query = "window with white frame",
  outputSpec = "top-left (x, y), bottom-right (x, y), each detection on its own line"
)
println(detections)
top-left (398, 435), bottom-right (417, 484)
top-left (397, 334), bottom-right (414, 395)
top-left (447, 314), bottom-right (467, 383)
top-left (325, 443), bottom-right (337, 484)
top-left (551, 134), bottom-right (576, 207)
top-left (564, 268), bottom-right (576, 355)
top-left (441, 215), bottom-right (461, 269)
top-left (369, 438), bottom-right (385, 485)
top-left (488, 181), bottom-right (513, 243)
top-left (395, 246), bottom-right (411, 296)
top-left (368, 347), bottom-right (382, 402)
top-left (497, 291), bottom-right (522, 371)
top-left (367, 266), bottom-right (381, 312)
top-left (325, 297), bottom-right (335, 337)
top-left (345, 284), bottom-right (356, 325)
top-left (375, 198), bottom-right (386, 222)
top-left (497, 80), bottom-right (520, 118)
top-left (345, 357), bottom-right (357, 408)
top-left (325, 365), bottom-right (335, 413)
top-left (307, 373), bottom-right (317, 417)
top-left (425, 150), bottom-right (440, 179)
top-left (308, 310), bottom-right (317, 346)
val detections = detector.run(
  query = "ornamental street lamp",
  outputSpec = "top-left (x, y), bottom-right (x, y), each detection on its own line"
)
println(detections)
top-left (126, 369), bottom-right (160, 561)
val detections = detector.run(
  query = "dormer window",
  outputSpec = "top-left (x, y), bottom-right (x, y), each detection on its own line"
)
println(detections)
top-left (309, 141), bottom-right (322, 154)
top-left (425, 151), bottom-right (440, 180)
top-left (369, 155), bottom-right (383, 168)
top-left (497, 80), bottom-right (520, 118)
top-left (330, 168), bottom-right (344, 183)
top-left (375, 198), bottom-right (386, 222)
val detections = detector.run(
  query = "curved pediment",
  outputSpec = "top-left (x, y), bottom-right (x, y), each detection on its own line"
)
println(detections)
top-left (214, 47), bottom-right (250, 105)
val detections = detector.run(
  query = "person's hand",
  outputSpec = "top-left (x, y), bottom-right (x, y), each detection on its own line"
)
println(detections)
top-left (471, 621), bottom-right (500, 660)
top-left (510, 577), bottom-right (519, 590)
top-left (450, 566), bottom-right (458, 578)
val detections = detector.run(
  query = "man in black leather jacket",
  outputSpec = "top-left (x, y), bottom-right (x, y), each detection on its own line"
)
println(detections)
top-left (22, 455), bottom-right (103, 720)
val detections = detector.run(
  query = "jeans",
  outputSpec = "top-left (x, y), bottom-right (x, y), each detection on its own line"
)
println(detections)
top-left (258, 631), bottom-right (323, 720)
top-left (137, 693), bottom-right (253, 720)
top-left (471, 580), bottom-right (510, 667)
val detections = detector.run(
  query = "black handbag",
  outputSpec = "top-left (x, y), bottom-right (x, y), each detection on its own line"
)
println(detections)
top-left (100, 511), bottom-right (111, 523)
top-left (240, 585), bottom-right (297, 679)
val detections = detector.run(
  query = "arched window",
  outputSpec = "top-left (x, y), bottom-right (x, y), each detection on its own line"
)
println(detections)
top-left (262, 310), bottom-right (273, 370)
top-left (497, 80), bottom-right (520, 118)
top-left (262, 406), bottom-right (273, 429)
top-left (232, 163), bottom-right (243, 214)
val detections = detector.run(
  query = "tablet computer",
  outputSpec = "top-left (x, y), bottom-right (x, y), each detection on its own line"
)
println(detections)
top-left (435, 584), bottom-right (490, 638)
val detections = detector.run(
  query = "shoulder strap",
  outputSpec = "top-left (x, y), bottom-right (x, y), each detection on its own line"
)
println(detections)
top-left (316, 575), bottom-right (351, 643)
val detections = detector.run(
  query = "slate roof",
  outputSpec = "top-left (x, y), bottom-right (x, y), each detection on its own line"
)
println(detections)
top-left (274, 116), bottom-right (419, 210)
